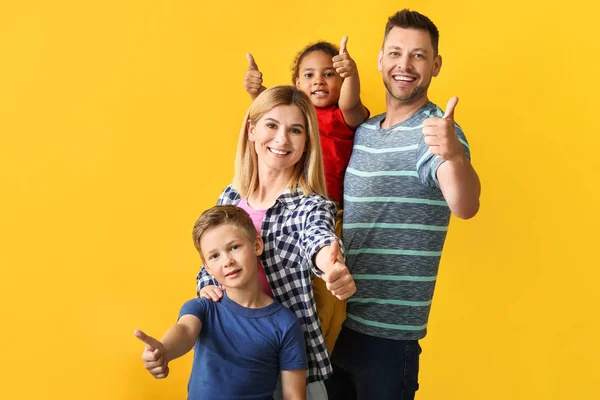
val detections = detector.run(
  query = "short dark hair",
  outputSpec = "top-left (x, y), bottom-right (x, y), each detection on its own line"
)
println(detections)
top-left (291, 41), bottom-right (339, 83)
top-left (192, 205), bottom-right (258, 262)
top-left (384, 9), bottom-right (440, 56)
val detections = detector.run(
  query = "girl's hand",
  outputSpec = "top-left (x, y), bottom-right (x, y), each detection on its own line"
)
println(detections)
top-left (244, 53), bottom-right (264, 95)
top-left (332, 36), bottom-right (357, 79)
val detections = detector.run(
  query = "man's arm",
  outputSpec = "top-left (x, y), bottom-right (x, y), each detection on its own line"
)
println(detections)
top-left (423, 97), bottom-right (480, 219)
top-left (437, 156), bottom-right (480, 219)
top-left (280, 369), bottom-right (306, 400)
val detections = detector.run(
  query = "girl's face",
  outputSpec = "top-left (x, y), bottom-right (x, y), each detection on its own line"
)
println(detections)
top-left (249, 104), bottom-right (307, 177)
top-left (295, 51), bottom-right (342, 109)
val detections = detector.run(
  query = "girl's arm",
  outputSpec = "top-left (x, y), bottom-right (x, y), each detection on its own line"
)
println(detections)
top-left (332, 36), bottom-right (369, 128)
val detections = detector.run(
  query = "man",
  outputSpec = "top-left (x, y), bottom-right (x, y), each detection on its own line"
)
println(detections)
top-left (327, 9), bottom-right (481, 400)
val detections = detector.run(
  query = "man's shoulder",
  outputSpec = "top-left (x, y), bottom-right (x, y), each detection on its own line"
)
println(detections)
top-left (357, 112), bottom-right (386, 132)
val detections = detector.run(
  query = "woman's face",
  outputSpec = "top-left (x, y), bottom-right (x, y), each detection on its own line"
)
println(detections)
top-left (248, 104), bottom-right (307, 176)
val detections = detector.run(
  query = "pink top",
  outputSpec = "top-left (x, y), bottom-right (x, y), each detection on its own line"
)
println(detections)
top-left (237, 198), bottom-right (274, 298)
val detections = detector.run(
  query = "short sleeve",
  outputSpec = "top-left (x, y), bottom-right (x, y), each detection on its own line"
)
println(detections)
top-left (416, 123), bottom-right (471, 188)
top-left (178, 298), bottom-right (209, 322)
top-left (279, 319), bottom-right (308, 371)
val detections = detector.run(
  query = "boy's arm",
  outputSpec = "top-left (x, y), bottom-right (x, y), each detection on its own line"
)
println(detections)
top-left (332, 36), bottom-right (369, 128)
top-left (244, 52), bottom-right (267, 101)
top-left (280, 369), bottom-right (306, 400)
top-left (134, 315), bottom-right (202, 378)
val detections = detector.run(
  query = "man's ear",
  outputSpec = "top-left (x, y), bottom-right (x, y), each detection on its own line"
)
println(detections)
top-left (254, 236), bottom-right (264, 256)
top-left (378, 49), bottom-right (383, 72)
top-left (433, 54), bottom-right (442, 77)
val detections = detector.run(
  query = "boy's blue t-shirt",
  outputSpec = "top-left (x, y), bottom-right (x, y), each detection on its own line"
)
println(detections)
top-left (178, 294), bottom-right (307, 400)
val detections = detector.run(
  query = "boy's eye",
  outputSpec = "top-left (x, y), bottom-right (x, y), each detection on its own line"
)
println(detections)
top-left (231, 244), bottom-right (240, 250)
top-left (208, 254), bottom-right (218, 260)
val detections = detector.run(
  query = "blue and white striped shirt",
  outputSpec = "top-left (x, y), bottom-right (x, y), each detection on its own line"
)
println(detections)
top-left (342, 102), bottom-right (471, 340)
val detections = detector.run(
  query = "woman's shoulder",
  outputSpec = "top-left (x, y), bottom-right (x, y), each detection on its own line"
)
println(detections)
top-left (217, 184), bottom-right (241, 205)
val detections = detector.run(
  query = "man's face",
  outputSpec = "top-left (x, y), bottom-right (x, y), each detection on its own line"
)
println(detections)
top-left (378, 27), bottom-right (442, 104)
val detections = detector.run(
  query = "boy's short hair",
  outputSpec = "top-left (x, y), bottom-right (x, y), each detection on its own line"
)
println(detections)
top-left (384, 9), bottom-right (440, 56)
top-left (192, 205), bottom-right (258, 262)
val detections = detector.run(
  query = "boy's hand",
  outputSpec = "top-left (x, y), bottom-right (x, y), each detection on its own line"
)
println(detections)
top-left (199, 284), bottom-right (223, 302)
top-left (423, 97), bottom-right (465, 162)
top-left (134, 329), bottom-right (169, 379)
top-left (244, 53), bottom-right (263, 95)
top-left (318, 242), bottom-right (356, 300)
top-left (332, 36), bottom-right (357, 79)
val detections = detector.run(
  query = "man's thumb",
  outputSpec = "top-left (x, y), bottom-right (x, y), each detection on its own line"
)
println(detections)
top-left (443, 96), bottom-right (459, 120)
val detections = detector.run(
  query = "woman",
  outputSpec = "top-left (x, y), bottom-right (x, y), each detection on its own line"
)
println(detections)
top-left (196, 86), bottom-right (356, 399)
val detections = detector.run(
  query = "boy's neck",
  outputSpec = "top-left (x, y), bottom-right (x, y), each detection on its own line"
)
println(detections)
top-left (225, 283), bottom-right (273, 309)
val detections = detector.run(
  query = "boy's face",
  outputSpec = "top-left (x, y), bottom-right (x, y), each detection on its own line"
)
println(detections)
top-left (200, 223), bottom-right (263, 289)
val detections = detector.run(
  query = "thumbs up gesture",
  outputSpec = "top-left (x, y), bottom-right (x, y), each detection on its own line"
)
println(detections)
top-left (332, 36), bottom-right (357, 79)
top-left (244, 52), bottom-right (265, 98)
top-left (423, 97), bottom-right (465, 161)
top-left (317, 241), bottom-right (356, 300)
top-left (134, 329), bottom-right (170, 379)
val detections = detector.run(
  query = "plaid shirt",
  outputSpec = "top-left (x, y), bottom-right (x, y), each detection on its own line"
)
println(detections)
top-left (196, 184), bottom-right (341, 382)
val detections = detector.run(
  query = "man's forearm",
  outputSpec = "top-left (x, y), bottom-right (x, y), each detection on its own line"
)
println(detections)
top-left (438, 155), bottom-right (481, 219)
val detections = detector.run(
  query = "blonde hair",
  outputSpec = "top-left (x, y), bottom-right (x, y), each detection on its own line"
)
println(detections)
top-left (192, 205), bottom-right (258, 263)
top-left (233, 85), bottom-right (327, 198)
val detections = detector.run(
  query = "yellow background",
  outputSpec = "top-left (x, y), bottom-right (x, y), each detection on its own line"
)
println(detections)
top-left (1, 0), bottom-right (598, 399)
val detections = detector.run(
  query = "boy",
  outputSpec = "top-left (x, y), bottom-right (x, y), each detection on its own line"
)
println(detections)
top-left (135, 205), bottom-right (307, 400)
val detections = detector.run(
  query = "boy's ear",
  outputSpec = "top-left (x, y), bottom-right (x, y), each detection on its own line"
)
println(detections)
top-left (254, 236), bottom-right (264, 256)
top-left (202, 261), bottom-right (212, 275)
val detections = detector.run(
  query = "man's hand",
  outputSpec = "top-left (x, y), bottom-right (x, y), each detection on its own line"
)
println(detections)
top-left (423, 97), bottom-right (466, 162)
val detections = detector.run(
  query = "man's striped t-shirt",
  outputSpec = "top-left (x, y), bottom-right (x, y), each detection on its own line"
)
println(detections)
top-left (342, 101), bottom-right (471, 340)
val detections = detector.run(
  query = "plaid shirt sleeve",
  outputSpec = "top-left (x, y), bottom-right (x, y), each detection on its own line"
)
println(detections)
top-left (301, 196), bottom-right (344, 277)
top-left (195, 185), bottom-right (241, 295)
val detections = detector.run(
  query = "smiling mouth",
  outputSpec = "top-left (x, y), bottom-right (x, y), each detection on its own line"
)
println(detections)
top-left (393, 75), bottom-right (417, 82)
top-left (311, 90), bottom-right (329, 95)
top-left (268, 148), bottom-right (290, 155)
top-left (225, 269), bottom-right (241, 277)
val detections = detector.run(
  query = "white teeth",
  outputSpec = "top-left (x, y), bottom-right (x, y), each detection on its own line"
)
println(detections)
top-left (269, 148), bottom-right (288, 155)
top-left (393, 76), bottom-right (415, 81)
top-left (313, 90), bottom-right (327, 95)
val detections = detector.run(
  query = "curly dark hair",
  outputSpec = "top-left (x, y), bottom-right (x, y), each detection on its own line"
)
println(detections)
top-left (291, 41), bottom-right (338, 83)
